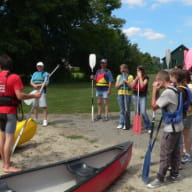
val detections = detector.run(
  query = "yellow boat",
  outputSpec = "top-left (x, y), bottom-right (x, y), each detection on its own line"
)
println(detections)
top-left (14, 118), bottom-right (37, 146)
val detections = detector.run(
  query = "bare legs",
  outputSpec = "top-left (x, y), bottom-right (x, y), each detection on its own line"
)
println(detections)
top-left (97, 98), bottom-right (109, 117)
top-left (0, 131), bottom-right (21, 172)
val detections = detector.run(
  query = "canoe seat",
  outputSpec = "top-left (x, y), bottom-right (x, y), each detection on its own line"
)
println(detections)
top-left (0, 180), bottom-right (15, 192)
top-left (67, 161), bottom-right (98, 177)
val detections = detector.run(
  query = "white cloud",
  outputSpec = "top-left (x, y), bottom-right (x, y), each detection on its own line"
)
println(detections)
top-left (182, 0), bottom-right (192, 5)
top-left (141, 29), bottom-right (165, 39)
top-left (123, 27), bottom-right (141, 36)
top-left (123, 27), bottom-right (165, 40)
top-left (155, 0), bottom-right (192, 5)
top-left (150, 3), bottom-right (160, 9)
top-left (121, 0), bottom-right (145, 6)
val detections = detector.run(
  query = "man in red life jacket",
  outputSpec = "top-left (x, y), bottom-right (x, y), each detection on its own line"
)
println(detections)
top-left (90, 59), bottom-right (114, 121)
top-left (0, 55), bottom-right (41, 173)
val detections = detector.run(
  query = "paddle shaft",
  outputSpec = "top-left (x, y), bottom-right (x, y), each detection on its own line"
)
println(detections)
top-left (12, 65), bottom-right (60, 153)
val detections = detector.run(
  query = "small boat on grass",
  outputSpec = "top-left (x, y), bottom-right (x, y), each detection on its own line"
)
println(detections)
top-left (0, 141), bottom-right (133, 192)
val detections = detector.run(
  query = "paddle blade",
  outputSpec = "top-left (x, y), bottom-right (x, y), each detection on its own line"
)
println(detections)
top-left (124, 111), bottom-right (130, 129)
top-left (142, 146), bottom-right (152, 183)
top-left (89, 53), bottom-right (96, 71)
top-left (165, 49), bottom-right (171, 69)
top-left (132, 113), bottom-right (142, 134)
top-left (23, 90), bottom-right (37, 105)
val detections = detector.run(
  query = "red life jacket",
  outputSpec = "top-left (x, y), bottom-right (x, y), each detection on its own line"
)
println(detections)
top-left (133, 77), bottom-right (148, 92)
top-left (0, 72), bottom-right (20, 106)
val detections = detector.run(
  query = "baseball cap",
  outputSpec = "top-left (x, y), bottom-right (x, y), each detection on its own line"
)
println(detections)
top-left (100, 59), bottom-right (107, 63)
top-left (36, 61), bottom-right (44, 66)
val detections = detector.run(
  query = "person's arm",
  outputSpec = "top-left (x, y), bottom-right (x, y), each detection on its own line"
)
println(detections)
top-left (107, 82), bottom-right (112, 95)
top-left (151, 81), bottom-right (161, 110)
top-left (15, 89), bottom-right (41, 100)
top-left (115, 75), bottom-right (123, 88)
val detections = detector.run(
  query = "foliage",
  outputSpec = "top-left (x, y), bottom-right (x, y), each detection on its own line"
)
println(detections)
top-left (0, 0), bottom-right (160, 79)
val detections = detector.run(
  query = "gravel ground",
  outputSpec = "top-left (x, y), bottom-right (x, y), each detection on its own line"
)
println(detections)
top-left (1, 111), bottom-right (192, 192)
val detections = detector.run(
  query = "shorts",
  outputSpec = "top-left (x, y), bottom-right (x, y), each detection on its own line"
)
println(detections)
top-left (0, 114), bottom-right (17, 134)
top-left (96, 90), bottom-right (108, 99)
top-left (33, 93), bottom-right (47, 107)
top-left (183, 115), bottom-right (192, 128)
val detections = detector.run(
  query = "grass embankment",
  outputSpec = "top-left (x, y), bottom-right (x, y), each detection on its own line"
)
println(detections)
top-left (23, 74), bottom-right (155, 114)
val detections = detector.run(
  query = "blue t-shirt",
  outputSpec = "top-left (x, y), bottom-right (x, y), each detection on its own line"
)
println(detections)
top-left (30, 71), bottom-right (49, 93)
top-left (95, 69), bottom-right (114, 91)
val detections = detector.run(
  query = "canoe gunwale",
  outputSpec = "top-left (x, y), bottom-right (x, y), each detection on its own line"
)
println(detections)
top-left (0, 141), bottom-right (133, 192)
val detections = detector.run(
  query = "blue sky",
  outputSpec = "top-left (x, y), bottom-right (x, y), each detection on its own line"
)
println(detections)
top-left (113, 0), bottom-right (192, 59)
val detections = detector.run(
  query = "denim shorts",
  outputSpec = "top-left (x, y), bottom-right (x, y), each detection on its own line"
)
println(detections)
top-left (96, 90), bottom-right (108, 99)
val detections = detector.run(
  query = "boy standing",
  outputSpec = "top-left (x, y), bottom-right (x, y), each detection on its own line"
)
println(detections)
top-left (91, 59), bottom-right (114, 121)
top-left (147, 70), bottom-right (183, 188)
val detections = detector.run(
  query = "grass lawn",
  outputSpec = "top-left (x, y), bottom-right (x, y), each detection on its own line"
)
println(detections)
top-left (22, 74), bottom-right (155, 114)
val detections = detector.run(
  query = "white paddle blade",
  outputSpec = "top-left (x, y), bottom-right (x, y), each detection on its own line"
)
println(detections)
top-left (23, 90), bottom-right (37, 105)
top-left (165, 49), bottom-right (171, 69)
top-left (89, 54), bottom-right (96, 71)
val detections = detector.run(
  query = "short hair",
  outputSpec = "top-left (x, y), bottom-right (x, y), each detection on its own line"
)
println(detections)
top-left (170, 69), bottom-right (185, 84)
top-left (156, 70), bottom-right (170, 82)
top-left (0, 55), bottom-right (13, 71)
top-left (120, 64), bottom-right (129, 73)
top-left (183, 69), bottom-right (191, 84)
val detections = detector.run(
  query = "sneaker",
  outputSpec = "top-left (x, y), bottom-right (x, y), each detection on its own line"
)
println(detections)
top-left (103, 116), bottom-right (109, 121)
top-left (147, 178), bottom-right (164, 189)
top-left (116, 124), bottom-right (123, 129)
top-left (42, 120), bottom-right (48, 127)
top-left (94, 115), bottom-right (102, 121)
top-left (181, 153), bottom-right (192, 164)
top-left (122, 125), bottom-right (128, 130)
top-left (166, 175), bottom-right (180, 183)
top-left (148, 130), bottom-right (152, 134)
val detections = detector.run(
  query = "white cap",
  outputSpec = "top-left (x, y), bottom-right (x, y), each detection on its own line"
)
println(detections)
top-left (36, 61), bottom-right (44, 66)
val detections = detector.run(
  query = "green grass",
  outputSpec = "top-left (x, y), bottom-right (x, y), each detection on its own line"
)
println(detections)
top-left (22, 74), bottom-right (156, 114)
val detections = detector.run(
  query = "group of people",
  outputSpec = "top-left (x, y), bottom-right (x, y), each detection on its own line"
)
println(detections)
top-left (91, 59), bottom-right (151, 132)
top-left (91, 59), bottom-right (192, 189)
top-left (0, 55), bottom-right (49, 173)
top-left (1, 54), bottom-right (192, 191)
top-left (148, 68), bottom-right (192, 188)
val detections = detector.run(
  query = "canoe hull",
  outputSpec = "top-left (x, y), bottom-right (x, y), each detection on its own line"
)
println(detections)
top-left (0, 141), bottom-right (133, 192)
top-left (14, 118), bottom-right (37, 146)
top-left (73, 145), bottom-right (132, 192)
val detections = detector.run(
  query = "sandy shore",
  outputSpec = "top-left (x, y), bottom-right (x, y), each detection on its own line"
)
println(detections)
top-left (1, 111), bottom-right (192, 192)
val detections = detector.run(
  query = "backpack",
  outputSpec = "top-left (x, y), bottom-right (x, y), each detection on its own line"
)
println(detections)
top-left (162, 86), bottom-right (191, 132)
top-left (162, 87), bottom-right (183, 125)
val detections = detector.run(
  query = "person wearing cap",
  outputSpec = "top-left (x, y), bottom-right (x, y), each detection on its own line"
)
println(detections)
top-left (30, 61), bottom-right (49, 126)
top-left (90, 59), bottom-right (114, 121)
top-left (0, 55), bottom-right (41, 173)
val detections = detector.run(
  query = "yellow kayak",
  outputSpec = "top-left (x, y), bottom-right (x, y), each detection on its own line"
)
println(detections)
top-left (14, 118), bottom-right (37, 146)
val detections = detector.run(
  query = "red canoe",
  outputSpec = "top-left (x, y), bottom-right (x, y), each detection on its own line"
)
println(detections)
top-left (0, 141), bottom-right (133, 192)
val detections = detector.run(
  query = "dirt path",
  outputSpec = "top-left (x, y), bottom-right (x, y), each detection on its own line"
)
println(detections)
top-left (1, 111), bottom-right (192, 192)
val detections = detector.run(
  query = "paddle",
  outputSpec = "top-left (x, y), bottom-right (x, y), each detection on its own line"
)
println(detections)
top-left (165, 49), bottom-right (171, 69)
top-left (24, 64), bottom-right (60, 105)
top-left (133, 80), bottom-right (142, 134)
top-left (12, 65), bottom-right (60, 154)
top-left (123, 72), bottom-right (130, 129)
top-left (89, 53), bottom-right (96, 121)
top-left (142, 113), bottom-right (163, 183)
